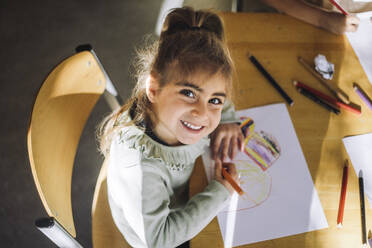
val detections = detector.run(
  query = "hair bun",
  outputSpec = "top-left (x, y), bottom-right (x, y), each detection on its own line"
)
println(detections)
top-left (161, 7), bottom-right (224, 40)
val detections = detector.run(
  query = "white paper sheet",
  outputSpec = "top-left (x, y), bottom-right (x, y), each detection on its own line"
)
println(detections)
top-left (202, 103), bottom-right (328, 247)
top-left (346, 11), bottom-right (372, 85)
top-left (343, 132), bottom-right (372, 207)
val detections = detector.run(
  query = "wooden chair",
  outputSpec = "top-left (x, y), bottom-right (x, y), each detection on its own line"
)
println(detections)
top-left (91, 158), bottom-right (129, 247)
top-left (27, 45), bottom-right (129, 247)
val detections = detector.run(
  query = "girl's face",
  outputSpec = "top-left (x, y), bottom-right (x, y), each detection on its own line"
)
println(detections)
top-left (148, 72), bottom-right (227, 146)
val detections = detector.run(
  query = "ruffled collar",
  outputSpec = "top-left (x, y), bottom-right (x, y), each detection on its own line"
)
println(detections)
top-left (116, 115), bottom-right (210, 171)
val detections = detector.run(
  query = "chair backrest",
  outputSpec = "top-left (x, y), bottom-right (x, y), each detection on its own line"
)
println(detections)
top-left (91, 158), bottom-right (129, 247)
top-left (27, 51), bottom-right (106, 237)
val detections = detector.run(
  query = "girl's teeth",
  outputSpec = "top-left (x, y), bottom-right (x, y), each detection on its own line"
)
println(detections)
top-left (182, 121), bottom-right (202, 130)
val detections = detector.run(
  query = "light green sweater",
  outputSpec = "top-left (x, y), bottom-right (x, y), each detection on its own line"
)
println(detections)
top-left (107, 101), bottom-right (239, 248)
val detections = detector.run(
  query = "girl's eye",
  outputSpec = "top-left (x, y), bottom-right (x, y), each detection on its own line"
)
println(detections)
top-left (209, 98), bottom-right (223, 105)
top-left (180, 89), bottom-right (195, 98)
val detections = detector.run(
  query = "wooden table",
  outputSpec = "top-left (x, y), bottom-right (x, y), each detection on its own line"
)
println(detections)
top-left (190, 12), bottom-right (372, 248)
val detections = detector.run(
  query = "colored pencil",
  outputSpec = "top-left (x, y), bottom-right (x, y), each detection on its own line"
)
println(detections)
top-left (337, 160), bottom-right (349, 228)
top-left (248, 53), bottom-right (294, 106)
top-left (330, 0), bottom-right (349, 15)
top-left (222, 165), bottom-right (244, 196)
top-left (294, 80), bottom-right (361, 115)
top-left (368, 230), bottom-right (372, 248)
top-left (358, 170), bottom-right (367, 247)
top-left (353, 82), bottom-right (372, 111)
top-left (297, 57), bottom-right (350, 104)
top-left (296, 86), bottom-right (341, 114)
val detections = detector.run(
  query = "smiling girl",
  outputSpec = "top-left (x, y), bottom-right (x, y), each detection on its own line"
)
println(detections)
top-left (98, 7), bottom-right (243, 248)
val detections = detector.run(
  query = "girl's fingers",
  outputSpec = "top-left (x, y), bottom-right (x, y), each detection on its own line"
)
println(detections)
top-left (212, 123), bottom-right (246, 161)
top-left (211, 133), bottom-right (223, 160)
top-left (346, 15), bottom-right (360, 32)
top-left (238, 132), bottom-right (245, 151)
top-left (214, 155), bottom-right (222, 166)
top-left (348, 22), bottom-right (359, 32)
top-left (229, 128), bottom-right (245, 160)
top-left (348, 15), bottom-right (360, 25)
top-left (221, 137), bottom-right (229, 162)
top-left (350, 24), bottom-right (358, 32)
top-left (224, 162), bottom-right (238, 180)
top-left (214, 160), bottom-right (223, 180)
top-left (230, 136), bottom-right (238, 160)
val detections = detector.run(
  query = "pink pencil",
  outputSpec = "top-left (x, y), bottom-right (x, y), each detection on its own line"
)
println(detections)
top-left (337, 160), bottom-right (349, 228)
top-left (330, 0), bottom-right (349, 15)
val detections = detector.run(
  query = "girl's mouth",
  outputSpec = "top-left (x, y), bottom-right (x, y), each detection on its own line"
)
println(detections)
top-left (180, 120), bottom-right (204, 131)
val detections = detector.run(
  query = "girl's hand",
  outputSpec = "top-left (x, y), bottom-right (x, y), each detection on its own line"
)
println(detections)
top-left (210, 123), bottom-right (244, 163)
top-left (321, 12), bottom-right (360, 34)
top-left (214, 161), bottom-right (239, 195)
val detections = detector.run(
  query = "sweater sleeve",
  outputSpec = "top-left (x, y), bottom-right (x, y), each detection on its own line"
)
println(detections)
top-left (221, 99), bottom-right (240, 124)
top-left (108, 153), bottom-right (230, 248)
top-left (140, 164), bottom-right (230, 248)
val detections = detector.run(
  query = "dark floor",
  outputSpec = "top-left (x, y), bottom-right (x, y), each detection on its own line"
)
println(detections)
top-left (0, 0), bottom-right (164, 247)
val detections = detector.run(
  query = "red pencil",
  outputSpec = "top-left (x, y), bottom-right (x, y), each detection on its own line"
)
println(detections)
top-left (337, 160), bottom-right (349, 228)
top-left (293, 80), bottom-right (361, 115)
top-left (330, 0), bottom-right (349, 15)
top-left (222, 164), bottom-right (244, 196)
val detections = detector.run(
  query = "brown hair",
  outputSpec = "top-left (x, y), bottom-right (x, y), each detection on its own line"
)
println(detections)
top-left (97, 7), bottom-right (235, 155)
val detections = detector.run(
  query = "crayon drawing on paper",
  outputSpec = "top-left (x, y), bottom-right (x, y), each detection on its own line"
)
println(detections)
top-left (202, 103), bottom-right (328, 247)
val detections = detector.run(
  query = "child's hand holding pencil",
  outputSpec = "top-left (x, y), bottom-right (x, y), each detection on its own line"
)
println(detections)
top-left (214, 161), bottom-right (244, 196)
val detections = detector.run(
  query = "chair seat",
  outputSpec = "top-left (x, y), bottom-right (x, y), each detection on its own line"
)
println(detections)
top-left (92, 158), bottom-right (130, 247)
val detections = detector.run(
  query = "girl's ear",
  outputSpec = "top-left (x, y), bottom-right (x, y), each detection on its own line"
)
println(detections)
top-left (145, 74), bottom-right (159, 103)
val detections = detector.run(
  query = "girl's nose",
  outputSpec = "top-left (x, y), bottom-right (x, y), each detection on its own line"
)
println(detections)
top-left (191, 101), bottom-right (207, 118)
top-left (191, 109), bottom-right (199, 117)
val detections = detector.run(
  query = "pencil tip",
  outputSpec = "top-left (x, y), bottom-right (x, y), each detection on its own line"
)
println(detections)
top-left (247, 53), bottom-right (252, 58)
top-left (293, 80), bottom-right (298, 86)
top-left (359, 170), bottom-right (363, 178)
top-left (337, 223), bottom-right (343, 229)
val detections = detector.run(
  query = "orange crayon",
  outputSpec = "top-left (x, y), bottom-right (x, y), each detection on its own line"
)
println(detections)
top-left (222, 164), bottom-right (244, 196)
